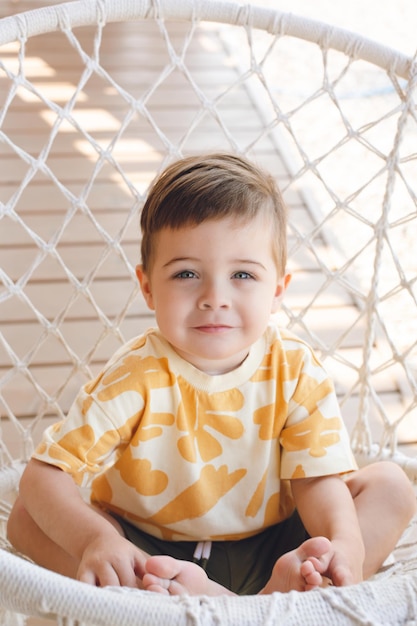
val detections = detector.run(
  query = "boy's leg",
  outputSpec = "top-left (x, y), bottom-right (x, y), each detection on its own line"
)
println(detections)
top-left (7, 495), bottom-right (131, 579)
top-left (345, 461), bottom-right (416, 578)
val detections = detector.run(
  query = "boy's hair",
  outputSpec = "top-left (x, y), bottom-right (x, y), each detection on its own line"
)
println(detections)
top-left (140, 153), bottom-right (287, 274)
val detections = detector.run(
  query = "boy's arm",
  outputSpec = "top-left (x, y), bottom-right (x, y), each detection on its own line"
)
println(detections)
top-left (19, 458), bottom-right (146, 586)
top-left (291, 474), bottom-right (365, 586)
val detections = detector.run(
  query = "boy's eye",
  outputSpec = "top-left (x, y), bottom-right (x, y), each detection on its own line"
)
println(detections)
top-left (174, 270), bottom-right (197, 279)
top-left (233, 271), bottom-right (253, 280)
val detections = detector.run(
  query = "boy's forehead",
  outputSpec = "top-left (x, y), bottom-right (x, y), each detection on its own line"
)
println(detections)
top-left (154, 213), bottom-right (271, 241)
top-left (151, 214), bottom-right (278, 263)
top-left (159, 210), bottom-right (273, 234)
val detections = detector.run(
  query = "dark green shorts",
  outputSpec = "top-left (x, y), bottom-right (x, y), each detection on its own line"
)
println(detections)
top-left (109, 511), bottom-right (308, 595)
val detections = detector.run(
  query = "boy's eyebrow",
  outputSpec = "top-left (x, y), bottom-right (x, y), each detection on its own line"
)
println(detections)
top-left (233, 259), bottom-right (268, 270)
top-left (162, 257), bottom-right (198, 268)
top-left (162, 257), bottom-right (268, 270)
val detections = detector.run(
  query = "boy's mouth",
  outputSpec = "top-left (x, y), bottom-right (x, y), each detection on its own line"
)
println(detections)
top-left (194, 324), bottom-right (233, 333)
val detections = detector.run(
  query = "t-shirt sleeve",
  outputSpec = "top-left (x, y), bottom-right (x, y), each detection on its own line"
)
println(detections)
top-left (33, 365), bottom-right (145, 487)
top-left (279, 343), bottom-right (357, 480)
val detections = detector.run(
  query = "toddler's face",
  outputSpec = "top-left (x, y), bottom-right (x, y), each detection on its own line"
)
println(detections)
top-left (137, 213), bottom-right (288, 375)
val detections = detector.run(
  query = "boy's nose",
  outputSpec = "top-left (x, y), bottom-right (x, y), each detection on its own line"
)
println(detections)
top-left (197, 282), bottom-right (231, 310)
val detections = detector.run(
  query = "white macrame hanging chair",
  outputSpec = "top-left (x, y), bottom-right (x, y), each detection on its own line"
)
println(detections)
top-left (0, 0), bottom-right (417, 623)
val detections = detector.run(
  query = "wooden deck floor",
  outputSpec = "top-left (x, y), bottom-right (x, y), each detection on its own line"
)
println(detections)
top-left (0, 1), bottom-right (410, 458)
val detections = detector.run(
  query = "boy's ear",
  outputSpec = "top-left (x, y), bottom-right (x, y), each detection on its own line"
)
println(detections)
top-left (136, 265), bottom-right (155, 310)
top-left (271, 273), bottom-right (291, 313)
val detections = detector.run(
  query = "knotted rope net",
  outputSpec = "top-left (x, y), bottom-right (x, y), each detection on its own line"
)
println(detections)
top-left (0, 1), bottom-right (416, 623)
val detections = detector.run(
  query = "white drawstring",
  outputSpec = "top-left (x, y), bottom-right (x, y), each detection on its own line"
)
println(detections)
top-left (193, 540), bottom-right (212, 570)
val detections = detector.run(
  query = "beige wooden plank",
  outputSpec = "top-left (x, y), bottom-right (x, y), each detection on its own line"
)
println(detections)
top-left (285, 270), bottom-right (354, 308)
top-left (341, 391), bottom-right (408, 440)
top-left (0, 63), bottom-right (246, 94)
top-left (0, 181), bottom-right (139, 210)
top-left (0, 72), bottom-right (251, 107)
top-left (1, 108), bottom-right (268, 140)
top-left (0, 313), bottom-right (155, 366)
top-left (0, 241), bottom-right (139, 281)
top-left (20, 26), bottom-right (225, 52)
top-left (287, 238), bottom-right (335, 272)
top-left (0, 134), bottom-right (287, 170)
top-left (0, 178), bottom-right (146, 210)
top-left (0, 210), bottom-right (138, 244)
top-left (0, 128), bottom-right (278, 167)
top-left (0, 317), bottom-right (154, 380)
top-left (1, 83), bottom-right (251, 109)
top-left (283, 304), bottom-right (368, 349)
top-left (0, 278), bottom-right (145, 321)
top-left (322, 345), bottom-right (400, 396)
top-left (0, 62), bottom-right (243, 89)
top-left (0, 82), bottom-right (252, 118)
top-left (7, 42), bottom-right (231, 71)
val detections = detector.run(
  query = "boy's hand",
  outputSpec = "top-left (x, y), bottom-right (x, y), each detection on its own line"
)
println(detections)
top-left (78, 532), bottom-right (147, 587)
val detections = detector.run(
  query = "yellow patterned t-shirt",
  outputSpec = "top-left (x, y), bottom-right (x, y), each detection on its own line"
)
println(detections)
top-left (34, 324), bottom-right (357, 541)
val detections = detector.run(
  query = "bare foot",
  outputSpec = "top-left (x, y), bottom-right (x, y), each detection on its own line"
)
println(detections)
top-left (261, 536), bottom-right (334, 593)
top-left (325, 542), bottom-right (362, 587)
top-left (143, 556), bottom-right (232, 596)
